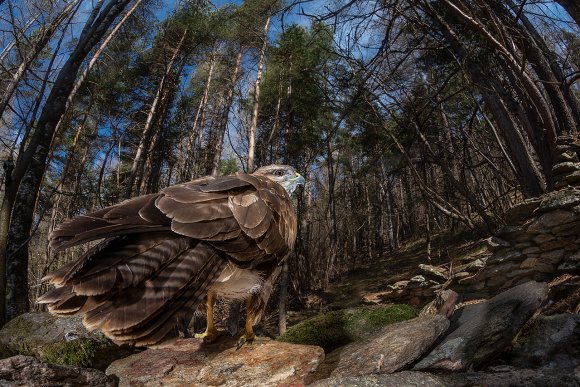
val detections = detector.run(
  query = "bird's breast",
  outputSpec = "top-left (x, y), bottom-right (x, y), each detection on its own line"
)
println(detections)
top-left (210, 263), bottom-right (263, 300)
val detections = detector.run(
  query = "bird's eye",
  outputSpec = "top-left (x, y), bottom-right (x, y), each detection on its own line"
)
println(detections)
top-left (275, 170), bottom-right (284, 176)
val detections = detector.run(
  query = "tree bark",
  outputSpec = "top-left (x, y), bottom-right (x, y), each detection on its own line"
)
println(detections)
top-left (209, 48), bottom-right (243, 176)
top-left (247, 15), bottom-right (271, 172)
top-left (56, 0), bottom-right (145, 131)
top-left (4, 0), bottom-right (133, 322)
top-left (278, 260), bottom-right (289, 335)
top-left (126, 30), bottom-right (186, 198)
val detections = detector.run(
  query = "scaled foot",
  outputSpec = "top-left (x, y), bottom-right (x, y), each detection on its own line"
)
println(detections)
top-left (195, 327), bottom-right (220, 343)
top-left (236, 330), bottom-right (256, 350)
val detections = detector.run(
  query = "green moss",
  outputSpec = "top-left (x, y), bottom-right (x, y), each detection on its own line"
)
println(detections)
top-left (41, 338), bottom-right (108, 368)
top-left (278, 305), bottom-right (417, 351)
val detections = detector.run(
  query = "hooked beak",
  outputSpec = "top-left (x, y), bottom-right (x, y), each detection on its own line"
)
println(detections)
top-left (293, 172), bottom-right (305, 186)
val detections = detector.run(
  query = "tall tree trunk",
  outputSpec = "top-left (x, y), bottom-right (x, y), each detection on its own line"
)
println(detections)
top-left (56, 0), bottom-right (145, 130)
top-left (324, 135), bottom-right (338, 287)
top-left (247, 15), bottom-right (271, 172)
top-left (179, 48), bottom-right (216, 181)
top-left (4, 0), bottom-right (133, 322)
top-left (423, 2), bottom-right (546, 196)
top-left (209, 48), bottom-right (243, 176)
top-left (126, 30), bottom-right (186, 198)
top-left (278, 261), bottom-right (289, 335)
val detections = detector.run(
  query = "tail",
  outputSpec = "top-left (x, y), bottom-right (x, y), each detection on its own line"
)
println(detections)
top-left (39, 233), bottom-right (226, 346)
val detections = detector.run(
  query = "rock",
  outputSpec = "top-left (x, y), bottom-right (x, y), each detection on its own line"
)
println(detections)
top-left (554, 180), bottom-right (569, 190)
top-left (409, 275), bottom-right (426, 283)
top-left (514, 241), bottom-right (531, 249)
top-left (488, 249), bottom-right (523, 264)
top-left (414, 281), bottom-right (548, 372)
top-left (311, 369), bottom-right (580, 387)
top-left (0, 312), bottom-right (134, 370)
top-left (420, 290), bottom-right (459, 318)
top-left (551, 220), bottom-right (580, 236)
top-left (329, 316), bottom-right (449, 377)
top-left (0, 355), bottom-right (116, 387)
top-left (564, 171), bottom-right (580, 185)
top-left (533, 234), bottom-right (555, 244)
top-left (389, 280), bottom-right (409, 290)
top-left (552, 162), bottom-right (580, 176)
top-left (504, 200), bottom-right (540, 223)
top-left (452, 271), bottom-right (471, 280)
top-left (539, 249), bottom-right (565, 264)
top-left (462, 257), bottom-right (486, 271)
top-left (527, 210), bottom-right (577, 233)
top-left (539, 238), bottom-right (573, 252)
top-left (418, 264), bottom-right (448, 280)
top-left (278, 305), bottom-right (416, 351)
top-left (511, 314), bottom-right (580, 369)
top-left (520, 257), bottom-right (539, 269)
top-left (558, 253), bottom-right (580, 271)
top-left (107, 338), bottom-right (323, 387)
top-left (556, 151), bottom-right (578, 162)
top-left (486, 274), bottom-right (510, 288)
top-left (523, 246), bottom-right (540, 254)
top-left (497, 224), bottom-right (526, 239)
top-left (486, 236), bottom-right (511, 250)
top-left (539, 190), bottom-right (580, 212)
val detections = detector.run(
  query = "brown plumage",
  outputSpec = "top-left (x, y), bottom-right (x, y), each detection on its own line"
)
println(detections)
top-left (38, 165), bottom-right (304, 346)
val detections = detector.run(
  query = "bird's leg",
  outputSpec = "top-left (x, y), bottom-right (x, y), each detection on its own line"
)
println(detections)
top-left (237, 297), bottom-right (256, 349)
top-left (195, 291), bottom-right (219, 343)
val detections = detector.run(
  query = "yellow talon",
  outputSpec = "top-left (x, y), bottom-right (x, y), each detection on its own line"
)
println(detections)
top-left (195, 327), bottom-right (220, 343)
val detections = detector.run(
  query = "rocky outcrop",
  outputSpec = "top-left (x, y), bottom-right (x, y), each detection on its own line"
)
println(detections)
top-left (330, 315), bottom-right (449, 377)
top-left (106, 338), bottom-right (323, 386)
top-left (455, 137), bottom-right (580, 298)
top-left (0, 312), bottom-right (135, 370)
top-left (0, 355), bottom-right (117, 387)
top-left (414, 281), bottom-right (548, 371)
top-left (457, 194), bottom-right (580, 297)
top-left (311, 369), bottom-right (580, 387)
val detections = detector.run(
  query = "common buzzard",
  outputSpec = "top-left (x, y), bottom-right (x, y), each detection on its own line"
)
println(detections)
top-left (38, 165), bottom-right (304, 347)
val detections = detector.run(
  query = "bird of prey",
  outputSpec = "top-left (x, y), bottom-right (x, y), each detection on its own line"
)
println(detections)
top-left (38, 165), bottom-right (304, 347)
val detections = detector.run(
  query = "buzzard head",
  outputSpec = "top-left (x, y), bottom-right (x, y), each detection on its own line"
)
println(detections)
top-left (254, 164), bottom-right (305, 195)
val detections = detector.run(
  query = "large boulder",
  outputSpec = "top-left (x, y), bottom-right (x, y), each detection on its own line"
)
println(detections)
top-left (106, 338), bottom-right (323, 386)
top-left (311, 369), bottom-right (579, 387)
top-left (330, 315), bottom-right (449, 377)
top-left (0, 355), bottom-right (117, 387)
top-left (0, 312), bottom-right (135, 370)
top-left (414, 281), bottom-right (548, 371)
top-left (511, 314), bottom-right (579, 369)
top-left (277, 305), bottom-right (416, 351)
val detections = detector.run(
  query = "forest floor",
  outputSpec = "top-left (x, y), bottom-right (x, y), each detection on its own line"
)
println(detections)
top-left (285, 231), bottom-right (491, 327)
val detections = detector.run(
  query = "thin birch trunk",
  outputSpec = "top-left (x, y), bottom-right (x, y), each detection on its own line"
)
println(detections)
top-left (56, 0), bottom-right (144, 131)
top-left (126, 30), bottom-right (186, 198)
top-left (247, 15), bottom-right (271, 172)
top-left (210, 48), bottom-right (243, 176)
